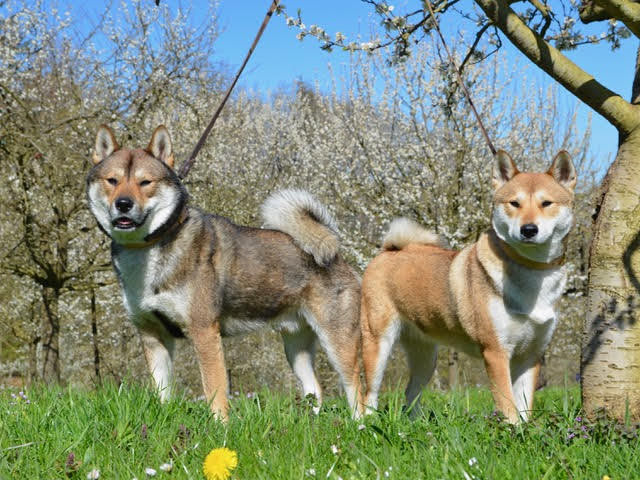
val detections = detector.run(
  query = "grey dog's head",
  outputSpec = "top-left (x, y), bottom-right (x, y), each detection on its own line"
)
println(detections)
top-left (86, 125), bottom-right (187, 245)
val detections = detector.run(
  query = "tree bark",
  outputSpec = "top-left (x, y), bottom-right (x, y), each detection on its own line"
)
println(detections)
top-left (448, 349), bottom-right (459, 389)
top-left (90, 289), bottom-right (101, 382)
top-left (582, 127), bottom-right (640, 421)
top-left (38, 286), bottom-right (61, 383)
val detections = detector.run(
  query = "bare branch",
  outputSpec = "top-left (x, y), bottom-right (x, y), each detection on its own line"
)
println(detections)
top-left (458, 23), bottom-right (491, 73)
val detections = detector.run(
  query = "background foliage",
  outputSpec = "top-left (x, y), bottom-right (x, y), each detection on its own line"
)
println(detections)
top-left (0, 0), bottom-right (596, 397)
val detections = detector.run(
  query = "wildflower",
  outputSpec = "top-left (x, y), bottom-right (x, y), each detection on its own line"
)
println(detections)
top-left (87, 469), bottom-right (100, 480)
top-left (331, 444), bottom-right (339, 455)
top-left (203, 447), bottom-right (238, 480)
top-left (357, 424), bottom-right (366, 431)
top-left (159, 462), bottom-right (173, 472)
top-left (144, 467), bottom-right (157, 476)
top-left (603, 476), bottom-right (611, 480)
top-left (306, 468), bottom-right (316, 477)
top-left (468, 457), bottom-right (478, 467)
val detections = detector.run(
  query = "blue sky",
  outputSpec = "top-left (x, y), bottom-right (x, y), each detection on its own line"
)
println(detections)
top-left (213, 0), bottom-right (637, 169)
top-left (65, 0), bottom-right (637, 169)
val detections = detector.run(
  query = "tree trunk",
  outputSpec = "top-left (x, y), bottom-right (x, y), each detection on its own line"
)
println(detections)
top-left (581, 127), bottom-right (640, 421)
top-left (448, 349), bottom-right (459, 389)
top-left (90, 289), bottom-right (101, 382)
top-left (38, 286), bottom-right (61, 383)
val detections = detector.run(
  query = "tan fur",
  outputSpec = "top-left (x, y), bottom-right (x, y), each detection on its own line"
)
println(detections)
top-left (382, 217), bottom-right (445, 251)
top-left (360, 151), bottom-right (576, 423)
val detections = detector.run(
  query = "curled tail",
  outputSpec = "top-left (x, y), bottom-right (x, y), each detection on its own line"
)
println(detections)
top-left (261, 189), bottom-right (339, 266)
top-left (382, 217), bottom-right (444, 251)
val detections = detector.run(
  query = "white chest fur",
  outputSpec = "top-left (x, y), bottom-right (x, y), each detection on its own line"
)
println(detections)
top-left (484, 258), bottom-right (566, 358)
top-left (113, 247), bottom-right (191, 328)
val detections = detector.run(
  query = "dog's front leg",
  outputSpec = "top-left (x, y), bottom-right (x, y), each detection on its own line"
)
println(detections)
top-left (189, 319), bottom-right (229, 421)
top-left (483, 348), bottom-right (519, 423)
top-left (140, 329), bottom-right (175, 403)
top-left (511, 360), bottom-right (541, 422)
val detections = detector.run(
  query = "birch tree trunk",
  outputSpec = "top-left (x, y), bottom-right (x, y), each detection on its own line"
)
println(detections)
top-left (582, 129), bottom-right (640, 420)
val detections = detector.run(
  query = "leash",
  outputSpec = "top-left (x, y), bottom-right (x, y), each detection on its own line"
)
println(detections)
top-left (178, 0), bottom-right (281, 179)
top-left (423, 0), bottom-right (497, 156)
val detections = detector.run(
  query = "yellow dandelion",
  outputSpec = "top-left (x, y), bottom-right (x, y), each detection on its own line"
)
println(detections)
top-left (203, 447), bottom-right (238, 480)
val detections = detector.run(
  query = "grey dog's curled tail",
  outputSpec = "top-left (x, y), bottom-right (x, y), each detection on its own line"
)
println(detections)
top-left (261, 189), bottom-right (339, 266)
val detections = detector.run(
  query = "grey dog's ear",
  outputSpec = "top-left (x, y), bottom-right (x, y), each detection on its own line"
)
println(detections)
top-left (93, 125), bottom-right (119, 164)
top-left (147, 125), bottom-right (174, 168)
top-left (492, 150), bottom-right (519, 190)
top-left (548, 151), bottom-right (577, 191)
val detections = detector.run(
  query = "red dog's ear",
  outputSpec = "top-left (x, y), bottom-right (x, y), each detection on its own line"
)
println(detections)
top-left (492, 150), bottom-right (519, 190)
top-left (147, 125), bottom-right (174, 168)
top-left (93, 125), bottom-right (119, 164)
top-left (548, 151), bottom-right (576, 191)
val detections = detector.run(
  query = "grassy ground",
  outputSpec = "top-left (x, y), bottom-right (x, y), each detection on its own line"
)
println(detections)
top-left (1, 382), bottom-right (637, 479)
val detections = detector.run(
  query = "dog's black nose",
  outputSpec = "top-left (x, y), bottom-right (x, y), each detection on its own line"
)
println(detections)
top-left (520, 223), bottom-right (538, 239)
top-left (115, 197), bottom-right (134, 213)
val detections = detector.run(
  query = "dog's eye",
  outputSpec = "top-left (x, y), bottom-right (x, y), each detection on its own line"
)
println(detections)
top-left (139, 180), bottom-right (152, 187)
top-left (509, 201), bottom-right (520, 208)
top-left (106, 178), bottom-right (118, 186)
top-left (541, 200), bottom-right (552, 207)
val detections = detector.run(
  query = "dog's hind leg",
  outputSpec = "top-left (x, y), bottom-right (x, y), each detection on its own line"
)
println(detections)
top-left (141, 330), bottom-right (175, 403)
top-left (401, 329), bottom-right (437, 418)
top-left (361, 293), bottom-right (400, 415)
top-left (282, 326), bottom-right (323, 413)
top-left (302, 289), bottom-right (363, 418)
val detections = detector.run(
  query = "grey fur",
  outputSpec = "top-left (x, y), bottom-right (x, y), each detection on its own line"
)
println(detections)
top-left (87, 136), bottom-right (362, 419)
top-left (261, 189), bottom-right (339, 266)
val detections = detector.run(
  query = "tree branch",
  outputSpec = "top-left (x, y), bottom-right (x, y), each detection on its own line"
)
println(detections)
top-left (579, 0), bottom-right (612, 24)
top-left (594, 0), bottom-right (640, 38)
top-left (474, 0), bottom-right (640, 136)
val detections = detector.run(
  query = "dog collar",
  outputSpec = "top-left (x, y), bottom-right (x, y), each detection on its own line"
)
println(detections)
top-left (490, 231), bottom-right (565, 270)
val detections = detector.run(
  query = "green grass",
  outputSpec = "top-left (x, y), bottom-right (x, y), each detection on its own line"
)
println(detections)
top-left (1, 383), bottom-right (637, 479)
